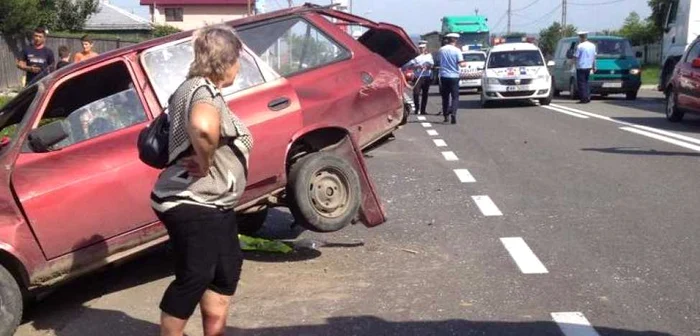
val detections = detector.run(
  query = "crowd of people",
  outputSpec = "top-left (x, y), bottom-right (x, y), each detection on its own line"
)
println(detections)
top-left (15, 26), bottom-right (100, 86)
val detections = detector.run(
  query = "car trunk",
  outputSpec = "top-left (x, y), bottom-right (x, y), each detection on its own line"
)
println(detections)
top-left (356, 24), bottom-right (418, 67)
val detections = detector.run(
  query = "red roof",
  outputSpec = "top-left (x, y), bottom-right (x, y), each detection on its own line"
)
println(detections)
top-left (140, 0), bottom-right (254, 5)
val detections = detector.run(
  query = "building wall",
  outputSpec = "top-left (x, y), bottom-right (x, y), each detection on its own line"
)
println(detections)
top-left (152, 5), bottom-right (249, 31)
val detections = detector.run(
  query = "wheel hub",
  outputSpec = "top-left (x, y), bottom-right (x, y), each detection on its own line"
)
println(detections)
top-left (309, 169), bottom-right (348, 218)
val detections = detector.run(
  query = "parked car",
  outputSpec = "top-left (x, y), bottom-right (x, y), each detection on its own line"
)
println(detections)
top-left (550, 36), bottom-right (642, 100)
top-left (459, 51), bottom-right (486, 91)
top-left (664, 36), bottom-right (700, 122)
top-left (0, 4), bottom-right (417, 334)
top-left (480, 43), bottom-right (553, 107)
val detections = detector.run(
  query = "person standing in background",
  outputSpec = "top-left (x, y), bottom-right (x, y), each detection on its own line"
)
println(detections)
top-left (74, 35), bottom-right (99, 63)
top-left (405, 41), bottom-right (434, 115)
top-left (438, 33), bottom-right (466, 124)
top-left (16, 27), bottom-right (54, 86)
top-left (56, 46), bottom-right (71, 70)
top-left (573, 31), bottom-right (597, 104)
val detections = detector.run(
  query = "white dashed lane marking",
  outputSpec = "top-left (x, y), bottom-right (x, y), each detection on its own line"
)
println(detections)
top-left (421, 122), bottom-right (432, 128)
top-left (427, 129), bottom-right (439, 136)
top-left (453, 169), bottom-right (476, 183)
top-left (551, 312), bottom-right (600, 336)
top-left (472, 195), bottom-right (503, 216)
top-left (433, 139), bottom-right (447, 147)
top-left (500, 237), bottom-right (548, 274)
top-left (441, 151), bottom-right (459, 161)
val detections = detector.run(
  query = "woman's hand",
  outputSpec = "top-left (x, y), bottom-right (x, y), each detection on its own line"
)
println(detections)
top-left (179, 155), bottom-right (209, 178)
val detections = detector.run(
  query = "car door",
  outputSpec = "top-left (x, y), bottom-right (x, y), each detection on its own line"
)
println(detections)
top-left (11, 58), bottom-right (158, 259)
top-left (140, 39), bottom-right (303, 202)
top-left (676, 39), bottom-right (700, 112)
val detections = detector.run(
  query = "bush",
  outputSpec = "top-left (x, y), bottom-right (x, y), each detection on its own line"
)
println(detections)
top-left (152, 24), bottom-right (182, 38)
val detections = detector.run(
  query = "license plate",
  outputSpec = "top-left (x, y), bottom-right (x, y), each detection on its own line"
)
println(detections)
top-left (603, 82), bottom-right (622, 88)
top-left (507, 86), bottom-right (520, 92)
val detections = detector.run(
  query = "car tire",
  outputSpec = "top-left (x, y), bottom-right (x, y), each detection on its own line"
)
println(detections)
top-left (539, 96), bottom-right (552, 106)
top-left (569, 79), bottom-right (578, 100)
top-left (553, 89), bottom-right (561, 97)
top-left (238, 208), bottom-right (268, 236)
top-left (665, 89), bottom-right (684, 122)
top-left (625, 91), bottom-right (638, 100)
top-left (287, 152), bottom-right (361, 233)
top-left (0, 264), bottom-right (22, 336)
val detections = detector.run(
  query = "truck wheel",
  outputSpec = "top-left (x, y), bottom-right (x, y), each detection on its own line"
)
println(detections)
top-left (0, 264), bottom-right (22, 336)
top-left (238, 208), bottom-right (268, 236)
top-left (287, 152), bottom-right (361, 232)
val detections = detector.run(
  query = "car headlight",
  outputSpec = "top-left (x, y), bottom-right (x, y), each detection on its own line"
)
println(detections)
top-left (486, 77), bottom-right (499, 85)
top-left (630, 68), bottom-right (641, 75)
top-left (537, 75), bottom-right (550, 83)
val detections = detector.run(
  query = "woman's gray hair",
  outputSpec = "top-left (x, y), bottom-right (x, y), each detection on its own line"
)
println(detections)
top-left (187, 25), bottom-right (243, 83)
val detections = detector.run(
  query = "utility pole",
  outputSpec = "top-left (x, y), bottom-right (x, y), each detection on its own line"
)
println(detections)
top-left (562, 0), bottom-right (567, 28)
top-left (506, 0), bottom-right (512, 34)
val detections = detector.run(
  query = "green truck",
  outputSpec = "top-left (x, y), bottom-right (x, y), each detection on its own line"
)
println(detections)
top-left (421, 15), bottom-right (490, 53)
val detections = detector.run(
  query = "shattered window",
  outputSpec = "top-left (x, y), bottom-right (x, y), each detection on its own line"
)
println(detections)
top-left (141, 40), bottom-right (265, 107)
top-left (238, 18), bottom-right (350, 77)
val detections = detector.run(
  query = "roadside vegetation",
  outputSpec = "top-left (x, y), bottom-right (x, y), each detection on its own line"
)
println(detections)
top-left (641, 65), bottom-right (660, 85)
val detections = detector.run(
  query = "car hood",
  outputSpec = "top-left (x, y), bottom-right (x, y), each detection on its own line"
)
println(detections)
top-left (486, 66), bottom-right (546, 78)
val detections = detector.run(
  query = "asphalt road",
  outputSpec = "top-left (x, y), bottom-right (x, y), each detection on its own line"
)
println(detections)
top-left (15, 89), bottom-right (700, 336)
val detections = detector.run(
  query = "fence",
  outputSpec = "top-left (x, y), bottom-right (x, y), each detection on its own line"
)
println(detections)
top-left (0, 35), bottom-right (137, 91)
top-left (632, 43), bottom-right (662, 66)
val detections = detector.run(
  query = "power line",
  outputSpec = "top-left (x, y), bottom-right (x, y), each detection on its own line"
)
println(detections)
top-left (513, 4), bottom-right (562, 28)
top-left (569, 0), bottom-right (625, 5)
top-left (491, 12), bottom-right (508, 33)
top-left (513, 0), bottom-right (541, 12)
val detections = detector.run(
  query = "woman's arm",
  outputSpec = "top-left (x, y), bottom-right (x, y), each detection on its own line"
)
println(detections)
top-left (185, 102), bottom-right (221, 176)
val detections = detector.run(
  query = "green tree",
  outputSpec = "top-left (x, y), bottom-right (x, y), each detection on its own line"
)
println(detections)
top-left (0, 0), bottom-right (43, 36)
top-left (647, 0), bottom-right (671, 39)
top-left (52, 0), bottom-right (99, 32)
top-left (538, 22), bottom-right (577, 57)
top-left (0, 0), bottom-right (98, 36)
top-left (152, 24), bottom-right (182, 38)
top-left (618, 11), bottom-right (658, 45)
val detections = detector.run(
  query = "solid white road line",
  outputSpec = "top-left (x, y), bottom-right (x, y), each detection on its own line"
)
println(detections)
top-left (417, 116), bottom-right (427, 121)
top-left (500, 237), bottom-right (548, 274)
top-left (433, 139), bottom-right (447, 147)
top-left (551, 312), bottom-right (601, 336)
top-left (472, 195), bottom-right (503, 216)
top-left (632, 125), bottom-right (700, 146)
top-left (542, 105), bottom-right (590, 119)
top-left (453, 169), bottom-right (476, 183)
top-left (620, 127), bottom-right (700, 152)
top-left (421, 122), bottom-right (432, 128)
top-left (442, 151), bottom-right (459, 161)
top-left (427, 129), bottom-right (439, 136)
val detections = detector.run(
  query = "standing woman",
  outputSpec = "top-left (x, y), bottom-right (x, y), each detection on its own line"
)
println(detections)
top-left (150, 25), bottom-right (253, 336)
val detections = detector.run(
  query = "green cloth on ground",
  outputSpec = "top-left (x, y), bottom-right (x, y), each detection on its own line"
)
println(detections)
top-left (238, 234), bottom-right (293, 254)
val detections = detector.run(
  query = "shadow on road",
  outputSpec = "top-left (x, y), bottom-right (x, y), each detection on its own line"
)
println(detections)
top-left (581, 147), bottom-right (700, 157)
top-left (25, 309), bottom-right (677, 336)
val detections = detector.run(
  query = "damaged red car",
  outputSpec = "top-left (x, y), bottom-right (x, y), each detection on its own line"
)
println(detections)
top-left (0, 4), bottom-right (417, 333)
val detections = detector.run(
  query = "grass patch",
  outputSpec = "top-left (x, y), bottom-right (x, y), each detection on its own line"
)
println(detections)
top-left (0, 96), bottom-right (10, 109)
top-left (642, 65), bottom-right (660, 86)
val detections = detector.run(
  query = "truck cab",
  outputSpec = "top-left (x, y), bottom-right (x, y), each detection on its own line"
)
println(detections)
top-left (660, 0), bottom-right (700, 90)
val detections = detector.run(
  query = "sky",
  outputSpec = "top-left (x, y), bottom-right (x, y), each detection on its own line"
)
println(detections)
top-left (110, 0), bottom-right (652, 36)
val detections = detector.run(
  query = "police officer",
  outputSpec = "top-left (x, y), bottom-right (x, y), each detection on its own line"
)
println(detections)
top-left (573, 31), bottom-right (597, 104)
top-left (406, 41), bottom-right (434, 115)
top-left (438, 33), bottom-right (466, 124)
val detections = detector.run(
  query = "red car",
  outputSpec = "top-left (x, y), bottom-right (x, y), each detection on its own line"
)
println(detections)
top-left (665, 36), bottom-right (700, 122)
top-left (0, 4), bottom-right (416, 333)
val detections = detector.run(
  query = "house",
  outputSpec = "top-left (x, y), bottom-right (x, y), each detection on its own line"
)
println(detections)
top-left (84, 0), bottom-right (153, 39)
top-left (140, 0), bottom-right (256, 31)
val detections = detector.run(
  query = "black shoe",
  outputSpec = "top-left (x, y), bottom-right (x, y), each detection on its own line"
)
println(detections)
top-left (450, 115), bottom-right (456, 124)
top-left (443, 115), bottom-right (449, 123)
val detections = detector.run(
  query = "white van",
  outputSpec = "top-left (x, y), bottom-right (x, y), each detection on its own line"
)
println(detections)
top-left (660, 0), bottom-right (700, 90)
top-left (480, 43), bottom-right (553, 107)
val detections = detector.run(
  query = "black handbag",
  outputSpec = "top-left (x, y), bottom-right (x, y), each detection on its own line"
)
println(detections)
top-left (137, 111), bottom-right (170, 169)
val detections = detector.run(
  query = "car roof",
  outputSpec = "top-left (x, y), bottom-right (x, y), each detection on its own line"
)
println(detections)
top-left (490, 43), bottom-right (540, 52)
top-left (462, 51), bottom-right (486, 55)
top-left (561, 35), bottom-right (627, 42)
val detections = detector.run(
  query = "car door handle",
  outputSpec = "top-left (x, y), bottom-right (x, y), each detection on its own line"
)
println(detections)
top-left (268, 97), bottom-right (290, 111)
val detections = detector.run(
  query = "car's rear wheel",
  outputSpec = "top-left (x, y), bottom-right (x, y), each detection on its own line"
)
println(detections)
top-left (0, 264), bottom-right (22, 336)
top-left (287, 152), bottom-right (361, 232)
top-left (569, 79), bottom-right (578, 100)
top-left (238, 208), bottom-right (269, 236)
top-left (665, 88), bottom-right (684, 122)
top-left (626, 91), bottom-right (638, 100)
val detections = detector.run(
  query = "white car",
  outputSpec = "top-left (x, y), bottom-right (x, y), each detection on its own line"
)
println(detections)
top-left (459, 51), bottom-right (487, 90)
top-left (480, 43), bottom-right (554, 107)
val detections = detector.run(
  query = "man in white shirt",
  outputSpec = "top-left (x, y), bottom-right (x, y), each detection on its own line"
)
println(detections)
top-left (573, 31), bottom-right (597, 104)
top-left (405, 41), bottom-right (434, 115)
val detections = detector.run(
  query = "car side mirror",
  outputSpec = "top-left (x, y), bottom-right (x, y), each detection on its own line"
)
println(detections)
top-left (28, 121), bottom-right (68, 152)
top-left (691, 58), bottom-right (700, 68)
top-left (547, 60), bottom-right (556, 67)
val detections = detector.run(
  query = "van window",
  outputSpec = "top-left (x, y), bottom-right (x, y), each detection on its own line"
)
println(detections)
top-left (555, 41), bottom-right (566, 59)
top-left (666, 0), bottom-right (679, 26)
top-left (593, 39), bottom-right (634, 58)
top-left (488, 50), bottom-right (544, 68)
